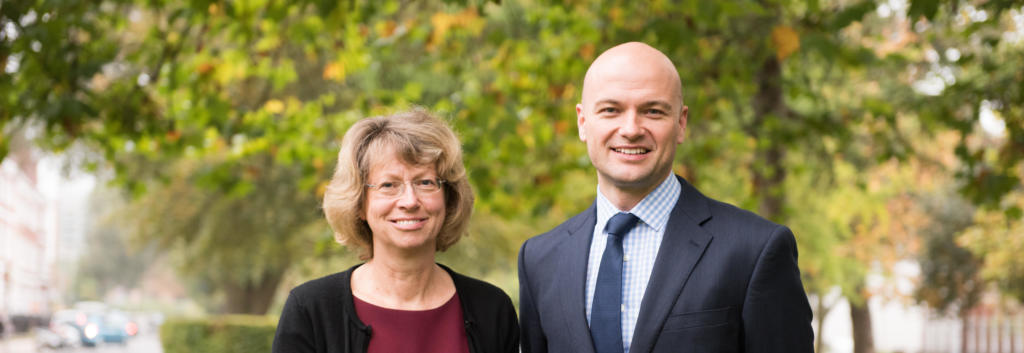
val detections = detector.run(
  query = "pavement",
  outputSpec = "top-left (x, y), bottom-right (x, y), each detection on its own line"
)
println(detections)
top-left (0, 333), bottom-right (162, 353)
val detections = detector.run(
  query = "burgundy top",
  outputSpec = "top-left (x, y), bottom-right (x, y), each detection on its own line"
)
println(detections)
top-left (353, 294), bottom-right (471, 353)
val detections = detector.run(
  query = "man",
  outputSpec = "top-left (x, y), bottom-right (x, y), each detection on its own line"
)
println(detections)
top-left (517, 42), bottom-right (813, 353)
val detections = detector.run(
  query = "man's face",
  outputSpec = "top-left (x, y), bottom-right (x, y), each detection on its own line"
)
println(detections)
top-left (576, 61), bottom-right (687, 195)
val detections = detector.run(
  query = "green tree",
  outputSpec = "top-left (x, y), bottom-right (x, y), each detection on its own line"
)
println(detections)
top-left (916, 189), bottom-right (982, 353)
top-left (123, 153), bottom-right (325, 314)
top-left (4, 0), bottom-right (1023, 338)
top-left (959, 191), bottom-right (1024, 303)
top-left (73, 187), bottom-right (158, 302)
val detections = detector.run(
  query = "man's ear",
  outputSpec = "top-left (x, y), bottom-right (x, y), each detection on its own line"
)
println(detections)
top-left (677, 105), bottom-right (689, 144)
top-left (576, 103), bottom-right (587, 141)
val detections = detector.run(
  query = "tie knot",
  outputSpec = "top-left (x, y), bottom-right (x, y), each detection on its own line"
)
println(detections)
top-left (606, 212), bottom-right (639, 238)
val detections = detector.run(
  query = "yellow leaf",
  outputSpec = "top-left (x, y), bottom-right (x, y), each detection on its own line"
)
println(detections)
top-left (579, 44), bottom-right (595, 61)
top-left (430, 12), bottom-right (453, 49)
top-left (772, 25), bottom-right (800, 61)
top-left (378, 20), bottom-right (397, 37)
top-left (264, 99), bottom-right (284, 114)
top-left (316, 181), bottom-right (329, 198)
top-left (609, 7), bottom-right (623, 26)
top-left (429, 7), bottom-right (481, 49)
top-left (323, 62), bottom-right (345, 81)
top-left (197, 62), bottom-right (214, 75)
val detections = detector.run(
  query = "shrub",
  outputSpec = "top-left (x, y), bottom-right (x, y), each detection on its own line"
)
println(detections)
top-left (160, 315), bottom-right (276, 353)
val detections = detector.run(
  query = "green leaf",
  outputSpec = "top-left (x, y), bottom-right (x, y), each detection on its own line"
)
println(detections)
top-left (907, 0), bottom-right (940, 21)
top-left (828, 0), bottom-right (877, 31)
top-left (1006, 206), bottom-right (1023, 220)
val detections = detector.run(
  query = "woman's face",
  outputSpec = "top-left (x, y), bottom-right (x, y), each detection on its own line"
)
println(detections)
top-left (362, 149), bottom-right (446, 258)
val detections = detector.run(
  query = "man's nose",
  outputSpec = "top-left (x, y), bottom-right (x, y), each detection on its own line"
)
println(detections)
top-left (618, 110), bottom-right (643, 138)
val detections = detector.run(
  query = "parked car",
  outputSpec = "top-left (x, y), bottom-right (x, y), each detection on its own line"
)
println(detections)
top-left (99, 311), bottom-right (135, 344)
top-left (35, 322), bottom-right (81, 349)
top-left (49, 309), bottom-right (102, 347)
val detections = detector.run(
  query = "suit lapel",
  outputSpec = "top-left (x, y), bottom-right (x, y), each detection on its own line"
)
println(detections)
top-left (629, 176), bottom-right (713, 352)
top-left (556, 203), bottom-right (598, 353)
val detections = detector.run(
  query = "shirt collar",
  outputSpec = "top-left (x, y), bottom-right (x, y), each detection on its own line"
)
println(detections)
top-left (595, 174), bottom-right (681, 233)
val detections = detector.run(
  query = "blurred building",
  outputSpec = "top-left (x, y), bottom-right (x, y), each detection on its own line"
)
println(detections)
top-left (0, 145), bottom-right (59, 332)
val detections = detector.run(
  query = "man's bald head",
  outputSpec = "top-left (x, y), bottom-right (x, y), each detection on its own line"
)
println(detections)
top-left (574, 42), bottom-right (689, 208)
top-left (581, 42), bottom-right (684, 111)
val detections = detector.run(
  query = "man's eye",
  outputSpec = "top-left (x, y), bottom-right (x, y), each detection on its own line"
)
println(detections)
top-left (646, 109), bottom-right (666, 115)
top-left (598, 107), bottom-right (618, 114)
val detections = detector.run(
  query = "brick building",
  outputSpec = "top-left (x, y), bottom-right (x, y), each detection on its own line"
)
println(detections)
top-left (0, 147), bottom-right (58, 333)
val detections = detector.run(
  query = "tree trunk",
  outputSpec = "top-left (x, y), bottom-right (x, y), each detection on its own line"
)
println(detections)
top-left (753, 146), bottom-right (786, 219)
top-left (1010, 315), bottom-right (1016, 353)
top-left (961, 311), bottom-right (971, 353)
top-left (815, 294), bottom-right (828, 353)
top-left (223, 270), bottom-right (285, 314)
top-left (751, 55), bottom-right (787, 221)
top-left (999, 316), bottom-right (1005, 353)
top-left (987, 313), bottom-right (993, 353)
top-left (850, 299), bottom-right (875, 353)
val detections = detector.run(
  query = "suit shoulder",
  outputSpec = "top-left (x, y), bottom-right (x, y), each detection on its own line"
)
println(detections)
top-left (525, 206), bottom-right (593, 246)
top-left (704, 197), bottom-right (785, 232)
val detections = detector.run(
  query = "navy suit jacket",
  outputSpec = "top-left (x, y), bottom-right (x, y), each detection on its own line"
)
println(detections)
top-left (517, 176), bottom-right (813, 353)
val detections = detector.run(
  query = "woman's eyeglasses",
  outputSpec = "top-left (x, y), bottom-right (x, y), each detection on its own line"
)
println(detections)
top-left (366, 178), bottom-right (445, 197)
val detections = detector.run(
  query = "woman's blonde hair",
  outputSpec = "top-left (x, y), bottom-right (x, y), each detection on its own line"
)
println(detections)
top-left (322, 109), bottom-right (474, 259)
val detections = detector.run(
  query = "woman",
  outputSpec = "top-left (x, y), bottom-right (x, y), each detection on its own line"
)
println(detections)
top-left (272, 110), bottom-right (519, 353)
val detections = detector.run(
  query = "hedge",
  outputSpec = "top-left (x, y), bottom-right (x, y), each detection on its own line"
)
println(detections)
top-left (160, 315), bottom-right (276, 353)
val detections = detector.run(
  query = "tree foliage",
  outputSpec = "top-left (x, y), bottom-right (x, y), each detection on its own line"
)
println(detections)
top-left (959, 191), bottom-right (1024, 303)
top-left (3, 0), bottom-right (1022, 331)
top-left (916, 189), bottom-right (982, 314)
top-left (118, 152), bottom-right (326, 314)
top-left (73, 187), bottom-right (158, 302)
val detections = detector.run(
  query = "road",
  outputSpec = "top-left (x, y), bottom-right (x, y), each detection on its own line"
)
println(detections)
top-left (0, 333), bottom-right (162, 353)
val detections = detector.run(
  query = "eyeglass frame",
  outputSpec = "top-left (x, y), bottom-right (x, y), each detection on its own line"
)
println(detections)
top-left (365, 178), bottom-right (446, 197)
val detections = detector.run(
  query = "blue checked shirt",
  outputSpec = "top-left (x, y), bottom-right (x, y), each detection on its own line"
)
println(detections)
top-left (585, 174), bottom-right (681, 353)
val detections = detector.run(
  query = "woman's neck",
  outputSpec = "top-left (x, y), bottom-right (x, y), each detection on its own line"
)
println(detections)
top-left (351, 255), bottom-right (454, 310)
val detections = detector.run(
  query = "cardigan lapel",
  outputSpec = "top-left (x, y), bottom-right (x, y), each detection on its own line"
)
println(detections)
top-left (556, 202), bottom-right (599, 353)
top-left (628, 176), bottom-right (713, 352)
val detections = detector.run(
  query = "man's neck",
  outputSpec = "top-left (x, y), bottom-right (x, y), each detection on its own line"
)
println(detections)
top-left (598, 174), bottom-right (672, 211)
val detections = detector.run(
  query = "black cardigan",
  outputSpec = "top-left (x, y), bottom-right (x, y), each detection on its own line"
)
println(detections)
top-left (272, 264), bottom-right (519, 353)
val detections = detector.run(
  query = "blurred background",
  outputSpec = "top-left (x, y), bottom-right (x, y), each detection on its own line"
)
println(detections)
top-left (1, 0), bottom-right (1022, 352)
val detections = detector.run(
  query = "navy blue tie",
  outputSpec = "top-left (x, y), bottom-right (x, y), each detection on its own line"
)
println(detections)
top-left (591, 212), bottom-right (640, 353)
